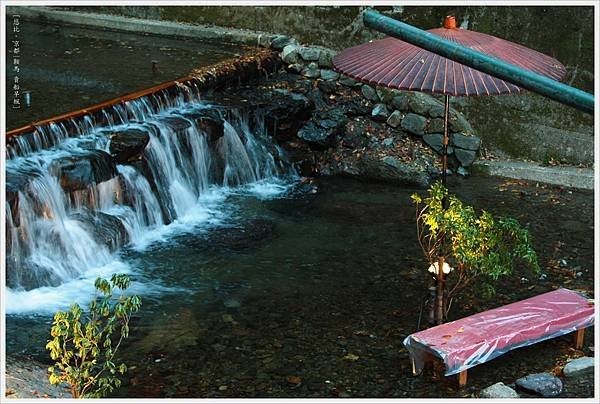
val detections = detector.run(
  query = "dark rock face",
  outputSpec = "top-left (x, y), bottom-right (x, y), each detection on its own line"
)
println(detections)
top-left (401, 113), bottom-right (427, 136)
top-left (70, 210), bottom-right (129, 251)
top-left (371, 104), bottom-right (390, 122)
top-left (423, 133), bottom-right (444, 154)
top-left (182, 108), bottom-right (225, 143)
top-left (357, 155), bottom-right (431, 187)
top-left (342, 120), bottom-right (369, 149)
top-left (298, 108), bottom-right (347, 149)
top-left (108, 128), bottom-right (150, 164)
top-left (454, 148), bottom-right (477, 167)
top-left (516, 373), bottom-right (563, 398)
top-left (260, 89), bottom-right (315, 141)
top-left (361, 85), bottom-right (379, 102)
top-left (50, 150), bottom-right (118, 192)
top-left (161, 116), bottom-right (192, 131)
top-left (270, 34), bottom-right (294, 50)
top-left (427, 118), bottom-right (445, 134)
top-left (451, 133), bottom-right (481, 151)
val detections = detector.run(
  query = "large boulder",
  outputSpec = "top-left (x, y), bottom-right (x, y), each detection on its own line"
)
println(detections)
top-left (371, 104), bottom-right (390, 122)
top-left (160, 116), bottom-right (192, 131)
top-left (455, 148), bottom-right (477, 167)
top-left (357, 155), bottom-right (431, 187)
top-left (386, 110), bottom-right (403, 128)
top-left (302, 62), bottom-right (320, 79)
top-left (281, 43), bottom-right (301, 64)
top-left (298, 46), bottom-right (321, 62)
top-left (401, 113), bottom-right (427, 136)
top-left (408, 92), bottom-right (444, 116)
top-left (270, 35), bottom-right (295, 50)
top-left (108, 128), bottom-right (150, 164)
top-left (50, 150), bottom-right (117, 192)
top-left (515, 373), bottom-right (563, 398)
top-left (449, 111), bottom-right (474, 134)
top-left (361, 84), bottom-right (379, 102)
top-left (451, 133), bottom-right (481, 151)
top-left (423, 133), bottom-right (444, 154)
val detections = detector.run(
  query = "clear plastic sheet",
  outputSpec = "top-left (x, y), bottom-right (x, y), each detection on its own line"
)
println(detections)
top-left (403, 288), bottom-right (595, 376)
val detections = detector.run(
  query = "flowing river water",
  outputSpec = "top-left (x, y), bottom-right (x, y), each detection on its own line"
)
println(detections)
top-left (5, 111), bottom-right (594, 397)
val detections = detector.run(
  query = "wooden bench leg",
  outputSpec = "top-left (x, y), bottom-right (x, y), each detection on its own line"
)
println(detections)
top-left (458, 370), bottom-right (468, 387)
top-left (574, 328), bottom-right (585, 349)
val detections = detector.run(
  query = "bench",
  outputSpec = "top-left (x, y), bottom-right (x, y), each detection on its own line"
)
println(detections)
top-left (403, 288), bottom-right (594, 387)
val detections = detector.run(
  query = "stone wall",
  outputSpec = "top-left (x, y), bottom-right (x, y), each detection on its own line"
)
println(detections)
top-left (56, 5), bottom-right (594, 165)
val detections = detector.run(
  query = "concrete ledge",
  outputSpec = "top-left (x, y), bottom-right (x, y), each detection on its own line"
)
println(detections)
top-left (9, 6), bottom-right (276, 46)
top-left (474, 159), bottom-right (594, 190)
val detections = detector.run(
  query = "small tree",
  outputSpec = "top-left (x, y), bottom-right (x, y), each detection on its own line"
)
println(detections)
top-left (46, 274), bottom-right (142, 398)
top-left (412, 182), bottom-right (540, 324)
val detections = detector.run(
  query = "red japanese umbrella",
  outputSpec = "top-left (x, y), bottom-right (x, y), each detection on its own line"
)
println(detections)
top-left (333, 16), bottom-right (566, 185)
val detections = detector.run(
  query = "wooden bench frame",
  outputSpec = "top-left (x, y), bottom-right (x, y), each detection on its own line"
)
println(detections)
top-left (412, 327), bottom-right (588, 387)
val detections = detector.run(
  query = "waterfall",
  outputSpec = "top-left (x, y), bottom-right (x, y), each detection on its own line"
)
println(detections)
top-left (6, 84), bottom-right (295, 293)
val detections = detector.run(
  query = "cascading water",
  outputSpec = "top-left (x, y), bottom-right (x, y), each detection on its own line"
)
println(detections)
top-left (5, 83), bottom-right (297, 313)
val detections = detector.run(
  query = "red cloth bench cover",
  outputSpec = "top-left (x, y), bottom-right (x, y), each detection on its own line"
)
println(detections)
top-left (403, 288), bottom-right (594, 376)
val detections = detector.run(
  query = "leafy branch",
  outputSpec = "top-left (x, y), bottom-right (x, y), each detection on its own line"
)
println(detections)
top-left (46, 274), bottom-right (141, 398)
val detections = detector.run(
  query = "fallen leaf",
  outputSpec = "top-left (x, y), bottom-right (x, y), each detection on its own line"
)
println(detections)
top-left (343, 353), bottom-right (359, 361)
top-left (286, 375), bottom-right (302, 385)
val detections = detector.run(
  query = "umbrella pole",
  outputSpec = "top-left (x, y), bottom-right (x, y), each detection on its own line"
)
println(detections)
top-left (435, 94), bottom-right (451, 324)
top-left (442, 94), bottom-right (450, 189)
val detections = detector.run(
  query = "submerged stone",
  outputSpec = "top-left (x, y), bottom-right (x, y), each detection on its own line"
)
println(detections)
top-left (357, 155), bottom-right (431, 187)
top-left (70, 210), bottom-right (129, 251)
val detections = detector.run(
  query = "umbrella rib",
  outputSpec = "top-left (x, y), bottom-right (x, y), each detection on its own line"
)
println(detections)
top-left (459, 63), bottom-right (470, 97)
top-left (373, 45), bottom-right (423, 84)
top-left (419, 53), bottom-right (440, 91)
top-left (387, 48), bottom-right (428, 89)
top-left (430, 54), bottom-right (443, 93)
top-left (401, 49), bottom-right (430, 89)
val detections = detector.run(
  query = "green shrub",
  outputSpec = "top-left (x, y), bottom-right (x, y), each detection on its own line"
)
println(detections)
top-left (46, 274), bottom-right (141, 398)
top-left (412, 182), bottom-right (540, 322)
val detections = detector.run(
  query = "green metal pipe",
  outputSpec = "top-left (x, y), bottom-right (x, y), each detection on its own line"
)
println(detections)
top-left (363, 10), bottom-right (594, 115)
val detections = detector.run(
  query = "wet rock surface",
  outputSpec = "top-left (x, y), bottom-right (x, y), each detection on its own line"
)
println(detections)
top-left (5, 355), bottom-right (72, 399)
top-left (563, 357), bottom-right (594, 377)
top-left (479, 382), bottom-right (519, 398)
top-left (70, 209), bottom-right (130, 251)
top-left (109, 128), bottom-right (150, 163)
top-left (516, 372), bottom-right (563, 397)
top-left (50, 150), bottom-right (117, 192)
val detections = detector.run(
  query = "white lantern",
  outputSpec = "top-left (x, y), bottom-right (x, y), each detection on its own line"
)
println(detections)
top-left (427, 261), bottom-right (453, 275)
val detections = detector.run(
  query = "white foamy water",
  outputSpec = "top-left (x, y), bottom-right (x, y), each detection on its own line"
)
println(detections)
top-left (5, 84), bottom-right (297, 314)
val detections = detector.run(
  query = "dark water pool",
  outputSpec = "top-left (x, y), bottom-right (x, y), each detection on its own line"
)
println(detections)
top-left (5, 18), bottom-right (247, 130)
top-left (6, 174), bottom-right (594, 398)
